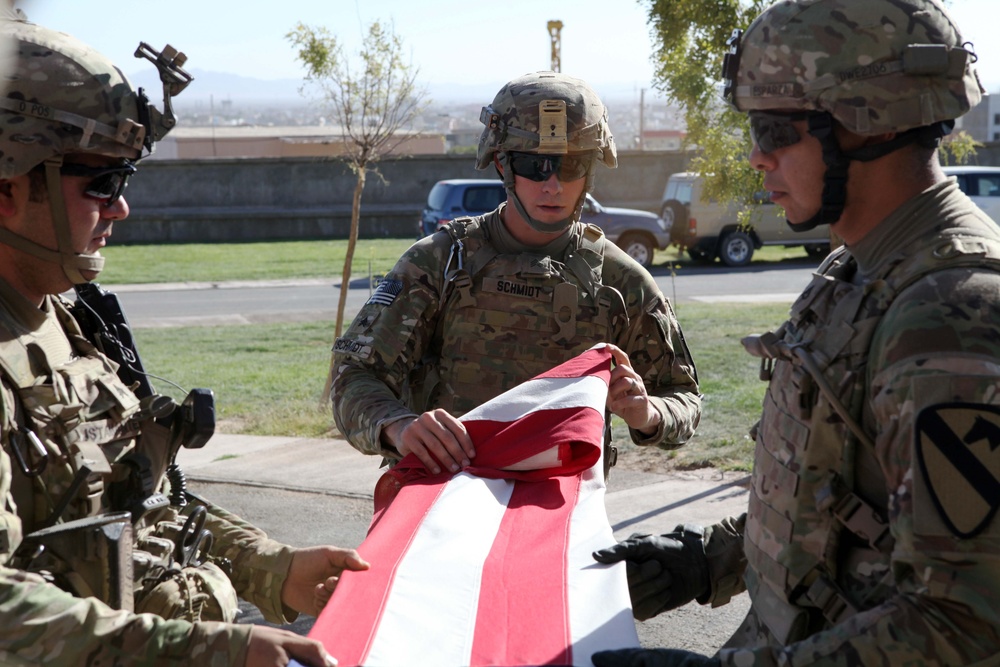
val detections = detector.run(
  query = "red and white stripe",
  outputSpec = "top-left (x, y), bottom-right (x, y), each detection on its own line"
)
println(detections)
top-left (307, 345), bottom-right (639, 666)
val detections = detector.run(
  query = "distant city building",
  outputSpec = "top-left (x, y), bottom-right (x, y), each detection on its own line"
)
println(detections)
top-left (638, 129), bottom-right (687, 151)
top-left (150, 125), bottom-right (447, 159)
top-left (959, 91), bottom-right (1000, 143)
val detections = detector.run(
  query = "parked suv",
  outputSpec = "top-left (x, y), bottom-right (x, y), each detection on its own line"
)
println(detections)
top-left (420, 179), bottom-right (671, 268)
top-left (660, 172), bottom-right (830, 266)
top-left (419, 179), bottom-right (506, 237)
top-left (943, 165), bottom-right (1000, 222)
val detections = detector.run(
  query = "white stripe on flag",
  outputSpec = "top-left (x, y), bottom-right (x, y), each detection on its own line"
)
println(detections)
top-left (461, 374), bottom-right (608, 424)
top-left (363, 473), bottom-right (514, 666)
top-left (568, 462), bottom-right (639, 661)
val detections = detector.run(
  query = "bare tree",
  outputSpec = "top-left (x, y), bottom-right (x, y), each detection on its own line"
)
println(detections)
top-left (287, 20), bottom-right (426, 401)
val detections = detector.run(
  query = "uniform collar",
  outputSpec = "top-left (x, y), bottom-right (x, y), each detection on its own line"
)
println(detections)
top-left (849, 179), bottom-right (958, 280)
top-left (486, 203), bottom-right (579, 258)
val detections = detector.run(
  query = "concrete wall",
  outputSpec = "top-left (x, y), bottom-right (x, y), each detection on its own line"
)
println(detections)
top-left (118, 142), bottom-right (1000, 244)
top-left (119, 151), bottom-right (691, 243)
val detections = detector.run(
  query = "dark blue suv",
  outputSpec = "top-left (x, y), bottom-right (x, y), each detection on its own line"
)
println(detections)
top-left (419, 179), bottom-right (507, 237)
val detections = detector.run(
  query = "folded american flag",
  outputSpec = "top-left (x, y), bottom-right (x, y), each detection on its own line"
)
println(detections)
top-left (304, 345), bottom-right (640, 666)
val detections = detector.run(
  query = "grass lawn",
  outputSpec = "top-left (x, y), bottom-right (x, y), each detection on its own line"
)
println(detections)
top-left (100, 239), bottom-right (818, 285)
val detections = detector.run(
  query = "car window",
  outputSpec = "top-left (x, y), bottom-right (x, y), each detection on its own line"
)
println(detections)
top-left (675, 181), bottom-right (692, 205)
top-left (971, 174), bottom-right (1000, 197)
top-left (427, 182), bottom-right (450, 210)
top-left (462, 185), bottom-right (505, 213)
top-left (663, 180), bottom-right (676, 200)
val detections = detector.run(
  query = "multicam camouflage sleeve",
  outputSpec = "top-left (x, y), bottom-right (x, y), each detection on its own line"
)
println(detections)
top-left (194, 499), bottom-right (297, 624)
top-left (0, 451), bottom-right (251, 666)
top-left (331, 234), bottom-right (450, 458)
top-left (602, 244), bottom-right (701, 448)
top-left (724, 270), bottom-right (1000, 666)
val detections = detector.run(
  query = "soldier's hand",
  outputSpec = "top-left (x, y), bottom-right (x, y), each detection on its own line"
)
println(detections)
top-left (245, 626), bottom-right (337, 667)
top-left (592, 648), bottom-right (720, 667)
top-left (592, 528), bottom-right (709, 620)
top-left (392, 409), bottom-right (476, 474)
top-left (282, 545), bottom-right (370, 617)
top-left (605, 345), bottom-right (661, 436)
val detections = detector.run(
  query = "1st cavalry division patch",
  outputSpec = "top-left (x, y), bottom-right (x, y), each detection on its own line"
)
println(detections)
top-left (915, 402), bottom-right (1000, 538)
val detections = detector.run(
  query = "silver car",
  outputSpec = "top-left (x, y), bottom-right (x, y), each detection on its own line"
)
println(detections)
top-left (943, 165), bottom-right (1000, 222)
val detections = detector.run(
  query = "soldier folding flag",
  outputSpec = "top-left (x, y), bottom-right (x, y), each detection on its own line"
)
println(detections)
top-left (301, 344), bottom-right (640, 667)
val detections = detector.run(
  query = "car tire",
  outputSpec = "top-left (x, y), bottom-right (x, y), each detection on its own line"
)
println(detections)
top-left (719, 231), bottom-right (754, 267)
top-left (805, 243), bottom-right (831, 259)
top-left (660, 199), bottom-right (688, 244)
top-left (617, 232), bottom-right (655, 269)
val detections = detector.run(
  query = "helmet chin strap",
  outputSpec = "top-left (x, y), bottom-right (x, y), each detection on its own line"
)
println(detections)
top-left (788, 114), bottom-right (954, 233)
top-left (786, 113), bottom-right (850, 232)
top-left (0, 159), bottom-right (105, 285)
top-left (498, 151), bottom-right (595, 234)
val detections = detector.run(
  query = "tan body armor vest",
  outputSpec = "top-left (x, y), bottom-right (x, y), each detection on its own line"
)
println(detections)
top-left (743, 230), bottom-right (1000, 642)
top-left (424, 218), bottom-right (628, 415)
top-left (0, 296), bottom-right (237, 621)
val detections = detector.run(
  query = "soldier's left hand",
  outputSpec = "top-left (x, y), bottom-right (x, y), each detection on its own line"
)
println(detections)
top-left (592, 648), bottom-right (720, 667)
top-left (605, 344), bottom-right (661, 435)
top-left (282, 545), bottom-right (370, 616)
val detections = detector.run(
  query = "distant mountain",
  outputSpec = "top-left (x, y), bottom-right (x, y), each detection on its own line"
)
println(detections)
top-left (126, 67), bottom-right (659, 108)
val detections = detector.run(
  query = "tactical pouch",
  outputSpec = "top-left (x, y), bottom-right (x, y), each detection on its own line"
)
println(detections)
top-left (12, 511), bottom-right (134, 610)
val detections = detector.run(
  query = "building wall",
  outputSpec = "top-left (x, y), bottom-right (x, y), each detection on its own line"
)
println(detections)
top-left (119, 151), bottom-right (692, 243)
top-left (117, 142), bottom-right (1000, 245)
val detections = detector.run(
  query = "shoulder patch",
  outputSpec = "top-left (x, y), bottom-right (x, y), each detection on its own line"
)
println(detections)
top-left (915, 402), bottom-right (1000, 538)
top-left (366, 279), bottom-right (403, 307)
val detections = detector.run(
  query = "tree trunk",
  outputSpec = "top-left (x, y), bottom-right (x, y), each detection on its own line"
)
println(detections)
top-left (322, 167), bottom-right (366, 405)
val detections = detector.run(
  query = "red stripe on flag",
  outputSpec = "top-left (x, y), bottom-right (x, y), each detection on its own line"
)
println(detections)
top-left (464, 405), bottom-right (604, 480)
top-left (310, 478), bottom-right (447, 665)
top-left (470, 474), bottom-right (580, 666)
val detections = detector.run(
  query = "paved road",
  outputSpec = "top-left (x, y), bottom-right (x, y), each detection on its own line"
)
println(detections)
top-left (114, 259), bottom-right (816, 328)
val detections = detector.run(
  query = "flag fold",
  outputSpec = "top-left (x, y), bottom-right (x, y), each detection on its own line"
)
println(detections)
top-left (306, 345), bottom-right (640, 666)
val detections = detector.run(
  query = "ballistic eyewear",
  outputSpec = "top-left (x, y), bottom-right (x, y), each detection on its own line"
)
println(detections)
top-left (748, 111), bottom-right (810, 155)
top-left (508, 151), bottom-right (592, 182)
top-left (60, 160), bottom-right (137, 206)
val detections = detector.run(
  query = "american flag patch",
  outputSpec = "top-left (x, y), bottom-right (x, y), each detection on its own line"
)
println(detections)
top-left (366, 279), bottom-right (403, 306)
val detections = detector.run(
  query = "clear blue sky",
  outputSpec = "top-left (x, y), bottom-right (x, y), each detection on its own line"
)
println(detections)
top-left (19, 0), bottom-right (1000, 93)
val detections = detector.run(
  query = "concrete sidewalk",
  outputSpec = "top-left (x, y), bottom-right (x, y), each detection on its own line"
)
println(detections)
top-left (177, 433), bottom-right (751, 537)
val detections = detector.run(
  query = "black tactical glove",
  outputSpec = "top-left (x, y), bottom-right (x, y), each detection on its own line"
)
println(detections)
top-left (592, 526), bottom-right (708, 620)
top-left (592, 648), bottom-right (720, 667)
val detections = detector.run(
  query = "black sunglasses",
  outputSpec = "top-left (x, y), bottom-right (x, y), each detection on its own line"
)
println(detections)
top-left (60, 160), bottom-right (137, 205)
top-left (748, 112), bottom-right (810, 154)
top-left (507, 152), bottom-right (592, 182)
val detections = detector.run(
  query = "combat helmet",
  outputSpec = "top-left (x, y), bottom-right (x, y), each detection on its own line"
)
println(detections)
top-left (477, 71), bottom-right (617, 234)
top-left (0, 16), bottom-right (191, 283)
top-left (721, 0), bottom-right (983, 229)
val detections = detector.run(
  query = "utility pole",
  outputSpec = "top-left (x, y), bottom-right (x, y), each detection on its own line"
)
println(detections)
top-left (547, 20), bottom-right (563, 72)
top-left (639, 88), bottom-right (646, 151)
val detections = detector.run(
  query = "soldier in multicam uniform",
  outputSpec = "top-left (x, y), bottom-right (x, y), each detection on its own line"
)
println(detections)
top-left (331, 71), bottom-right (701, 475)
top-left (592, 0), bottom-right (1000, 665)
top-left (0, 16), bottom-right (369, 667)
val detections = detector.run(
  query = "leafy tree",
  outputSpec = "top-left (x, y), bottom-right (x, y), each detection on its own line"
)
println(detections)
top-left (645, 0), bottom-right (768, 210)
top-left (287, 20), bottom-right (427, 402)
top-left (644, 0), bottom-right (979, 215)
top-left (287, 20), bottom-right (426, 337)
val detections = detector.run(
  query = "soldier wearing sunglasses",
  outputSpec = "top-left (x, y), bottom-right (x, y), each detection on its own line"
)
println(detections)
top-left (0, 15), bottom-right (369, 667)
top-left (592, 1), bottom-right (1000, 666)
top-left (332, 72), bottom-right (701, 479)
